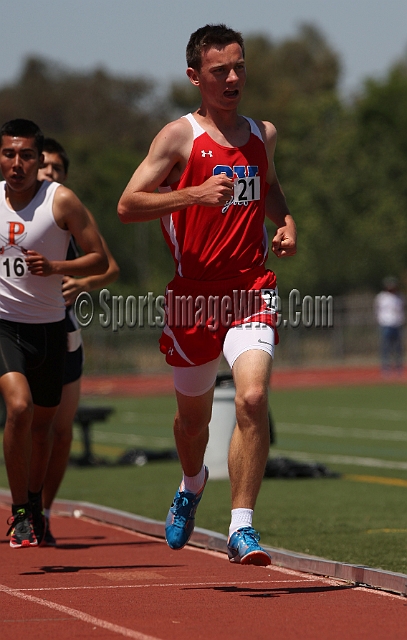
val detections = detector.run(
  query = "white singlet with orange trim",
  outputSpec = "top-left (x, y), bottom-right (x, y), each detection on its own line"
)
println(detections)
top-left (0, 180), bottom-right (70, 323)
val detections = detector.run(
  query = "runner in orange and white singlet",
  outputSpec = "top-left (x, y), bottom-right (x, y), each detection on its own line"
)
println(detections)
top-left (0, 119), bottom-right (108, 549)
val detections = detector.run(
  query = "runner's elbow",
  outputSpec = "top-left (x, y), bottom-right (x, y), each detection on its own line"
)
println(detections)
top-left (95, 252), bottom-right (109, 275)
top-left (117, 194), bottom-right (141, 223)
top-left (117, 199), bottom-right (132, 224)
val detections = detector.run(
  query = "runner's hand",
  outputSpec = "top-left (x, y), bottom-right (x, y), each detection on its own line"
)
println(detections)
top-left (271, 225), bottom-right (297, 258)
top-left (194, 174), bottom-right (234, 207)
top-left (62, 276), bottom-right (87, 306)
top-left (24, 250), bottom-right (54, 276)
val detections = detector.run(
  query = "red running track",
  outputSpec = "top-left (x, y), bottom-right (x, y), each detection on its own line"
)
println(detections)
top-left (1, 503), bottom-right (406, 640)
top-left (80, 366), bottom-right (407, 397)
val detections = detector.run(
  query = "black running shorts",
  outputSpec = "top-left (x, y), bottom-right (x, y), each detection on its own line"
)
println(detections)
top-left (0, 318), bottom-right (66, 407)
top-left (63, 344), bottom-right (84, 385)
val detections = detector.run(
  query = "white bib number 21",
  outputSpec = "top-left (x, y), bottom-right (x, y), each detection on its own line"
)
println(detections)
top-left (233, 176), bottom-right (260, 203)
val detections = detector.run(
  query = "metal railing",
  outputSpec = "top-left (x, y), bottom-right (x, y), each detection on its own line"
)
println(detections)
top-left (80, 292), bottom-right (402, 373)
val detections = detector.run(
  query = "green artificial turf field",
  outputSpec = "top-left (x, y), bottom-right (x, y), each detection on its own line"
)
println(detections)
top-left (1, 384), bottom-right (406, 574)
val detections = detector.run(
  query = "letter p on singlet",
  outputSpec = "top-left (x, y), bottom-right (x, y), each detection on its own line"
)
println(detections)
top-left (7, 222), bottom-right (25, 245)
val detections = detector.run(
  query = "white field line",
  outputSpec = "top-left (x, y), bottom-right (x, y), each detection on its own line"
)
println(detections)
top-left (73, 420), bottom-right (407, 449)
top-left (0, 583), bottom-right (160, 640)
top-left (72, 428), bottom-right (173, 448)
top-left (271, 449), bottom-right (407, 471)
top-left (122, 412), bottom-right (171, 424)
top-left (298, 406), bottom-right (407, 422)
top-left (277, 423), bottom-right (407, 442)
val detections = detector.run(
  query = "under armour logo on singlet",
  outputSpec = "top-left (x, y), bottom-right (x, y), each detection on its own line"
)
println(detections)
top-left (201, 150), bottom-right (213, 157)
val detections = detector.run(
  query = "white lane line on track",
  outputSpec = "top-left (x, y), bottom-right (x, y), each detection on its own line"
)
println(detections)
top-left (8, 579), bottom-right (332, 592)
top-left (356, 586), bottom-right (407, 601)
top-left (0, 583), bottom-right (161, 640)
top-left (5, 579), bottom-right (403, 601)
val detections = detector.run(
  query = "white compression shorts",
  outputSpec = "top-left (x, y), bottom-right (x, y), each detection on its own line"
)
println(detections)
top-left (173, 323), bottom-right (275, 397)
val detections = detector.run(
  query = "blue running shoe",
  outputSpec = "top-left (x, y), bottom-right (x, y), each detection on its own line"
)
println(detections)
top-left (227, 527), bottom-right (271, 566)
top-left (165, 466), bottom-right (209, 550)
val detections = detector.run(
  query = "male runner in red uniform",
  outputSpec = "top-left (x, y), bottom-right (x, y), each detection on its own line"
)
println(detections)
top-left (118, 24), bottom-right (296, 565)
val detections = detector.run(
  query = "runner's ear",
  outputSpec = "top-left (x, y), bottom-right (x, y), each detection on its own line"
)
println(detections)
top-left (186, 67), bottom-right (200, 86)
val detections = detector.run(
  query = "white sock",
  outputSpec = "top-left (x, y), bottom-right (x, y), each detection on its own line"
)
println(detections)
top-left (181, 466), bottom-right (206, 494)
top-left (229, 508), bottom-right (253, 537)
top-left (44, 508), bottom-right (51, 520)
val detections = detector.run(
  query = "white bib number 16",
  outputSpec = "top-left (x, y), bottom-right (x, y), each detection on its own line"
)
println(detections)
top-left (1, 256), bottom-right (27, 278)
top-left (233, 176), bottom-right (260, 203)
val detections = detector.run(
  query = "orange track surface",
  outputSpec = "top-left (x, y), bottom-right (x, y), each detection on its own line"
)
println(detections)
top-left (2, 367), bottom-right (406, 637)
top-left (1, 504), bottom-right (406, 640)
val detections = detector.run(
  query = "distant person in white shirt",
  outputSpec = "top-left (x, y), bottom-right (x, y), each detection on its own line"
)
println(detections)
top-left (374, 277), bottom-right (405, 374)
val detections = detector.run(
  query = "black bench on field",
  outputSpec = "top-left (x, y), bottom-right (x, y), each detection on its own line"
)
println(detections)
top-left (73, 406), bottom-right (114, 466)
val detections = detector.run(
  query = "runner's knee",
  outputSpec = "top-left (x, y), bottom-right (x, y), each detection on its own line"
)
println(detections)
top-left (174, 410), bottom-right (211, 439)
top-left (235, 385), bottom-right (268, 421)
top-left (4, 396), bottom-right (33, 429)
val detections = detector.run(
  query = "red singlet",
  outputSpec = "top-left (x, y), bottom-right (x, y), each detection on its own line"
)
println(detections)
top-left (158, 113), bottom-right (278, 366)
top-left (160, 113), bottom-right (270, 280)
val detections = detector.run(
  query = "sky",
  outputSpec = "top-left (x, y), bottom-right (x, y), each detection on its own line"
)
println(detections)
top-left (2, 0), bottom-right (407, 95)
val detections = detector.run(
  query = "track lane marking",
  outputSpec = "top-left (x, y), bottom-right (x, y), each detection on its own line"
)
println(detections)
top-left (5, 579), bottom-right (315, 592)
top-left (0, 582), bottom-right (161, 640)
top-left (356, 586), bottom-right (407, 601)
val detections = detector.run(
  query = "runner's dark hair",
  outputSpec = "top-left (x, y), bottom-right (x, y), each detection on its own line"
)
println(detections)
top-left (0, 119), bottom-right (44, 154)
top-left (42, 138), bottom-right (70, 174)
top-left (186, 24), bottom-right (245, 71)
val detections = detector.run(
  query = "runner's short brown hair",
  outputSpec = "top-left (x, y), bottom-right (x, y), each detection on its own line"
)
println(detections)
top-left (186, 24), bottom-right (245, 71)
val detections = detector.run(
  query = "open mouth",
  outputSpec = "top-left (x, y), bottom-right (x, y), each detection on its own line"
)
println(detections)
top-left (224, 89), bottom-right (239, 98)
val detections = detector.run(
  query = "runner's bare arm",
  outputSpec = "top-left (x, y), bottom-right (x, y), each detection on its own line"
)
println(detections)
top-left (25, 188), bottom-right (108, 277)
top-left (258, 121), bottom-right (297, 258)
top-left (61, 209), bottom-right (120, 306)
top-left (117, 119), bottom-right (234, 223)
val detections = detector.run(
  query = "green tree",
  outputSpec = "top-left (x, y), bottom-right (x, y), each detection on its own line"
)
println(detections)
top-left (0, 57), bottom-right (172, 289)
top-left (2, 32), bottom-right (407, 298)
top-left (349, 58), bottom-right (407, 288)
top-left (241, 24), bottom-right (341, 134)
top-left (0, 57), bottom-right (165, 151)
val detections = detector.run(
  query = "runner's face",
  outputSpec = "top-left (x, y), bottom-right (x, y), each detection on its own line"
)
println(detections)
top-left (188, 42), bottom-right (246, 109)
top-left (38, 151), bottom-right (67, 183)
top-left (0, 136), bottom-right (42, 193)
